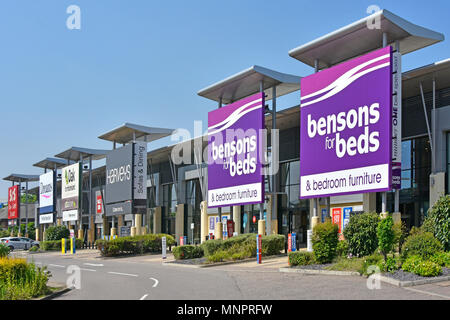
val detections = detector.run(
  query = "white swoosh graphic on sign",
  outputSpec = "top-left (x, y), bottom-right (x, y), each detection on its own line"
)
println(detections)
top-left (301, 62), bottom-right (390, 108)
top-left (301, 53), bottom-right (391, 101)
top-left (208, 98), bottom-right (263, 130)
top-left (208, 104), bottom-right (262, 136)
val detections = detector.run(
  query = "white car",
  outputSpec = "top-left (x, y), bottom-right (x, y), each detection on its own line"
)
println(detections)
top-left (0, 237), bottom-right (40, 251)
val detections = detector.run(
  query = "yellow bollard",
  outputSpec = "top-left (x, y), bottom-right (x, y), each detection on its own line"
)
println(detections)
top-left (70, 237), bottom-right (76, 254)
top-left (61, 238), bottom-right (66, 254)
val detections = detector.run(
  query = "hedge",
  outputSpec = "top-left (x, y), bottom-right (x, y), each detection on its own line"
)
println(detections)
top-left (288, 251), bottom-right (315, 266)
top-left (96, 234), bottom-right (175, 257)
top-left (173, 245), bottom-right (204, 260)
top-left (41, 238), bottom-right (83, 251)
top-left (200, 234), bottom-right (285, 263)
top-left (343, 212), bottom-right (380, 257)
top-left (0, 257), bottom-right (49, 300)
top-left (401, 231), bottom-right (443, 261)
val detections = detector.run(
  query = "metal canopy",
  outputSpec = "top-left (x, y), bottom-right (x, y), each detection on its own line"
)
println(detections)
top-left (197, 65), bottom-right (301, 104)
top-left (403, 58), bottom-right (450, 99)
top-left (33, 157), bottom-right (75, 170)
top-left (54, 147), bottom-right (108, 162)
top-left (3, 174), bottom-right (39, 183)
top-left (289, 9), bottom-right (444, 69)
top-left (98, 123), bottom-right (175, 145)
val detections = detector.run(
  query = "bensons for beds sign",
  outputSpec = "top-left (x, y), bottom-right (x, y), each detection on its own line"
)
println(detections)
top-left (208, 93), bottom-right (265, 208)
top-left (300, 46), bottom-right (393, 199)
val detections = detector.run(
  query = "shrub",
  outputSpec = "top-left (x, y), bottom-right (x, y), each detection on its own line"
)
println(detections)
top-left (377, 256), bottom-right (400, 273)
top-left (45, 226), bottom-right (70, 241)
top-left (361, 253), bottom-right (384, 276)
top-left (377, 216), bottom-right (395, 261)
top-left (336, 240), bottom-right (349, 257)
top-left (430, 252), bottom-right (450, 267)
top-left (423, 194), bottom-right (450, 251)
top-left (96, 234), bottom-right (175, 257)
top-left (0, 257), bottom-right (49, 300)
top-left (401, 231), bottom-right (444, 261)
top-left (28, 246), bottom-right (39, 252)
top-left (173, 245), bottom-right (204, 260)
top-left (0, 244), bottom-right (10, 258)
top-left (312, 222), bottom-right (339, 263)
top-left (343, 212), bottom-right (380, 257)
top-left (288, 251), bottom-right (315, 266)
top-left (393, 221), bottom-right (408, 253)
top-left (261, 234), bottom-right (285, 256)
top-left (402, 256), bottom-right (442, 277)
top-left (0, 230), bottom-right (10, 238)
top-left (41, 238), bottom-right (83, 251)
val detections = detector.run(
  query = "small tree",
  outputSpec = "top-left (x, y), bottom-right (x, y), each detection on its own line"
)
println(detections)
top-left (312, 221), bottom-right (339, 264)
top-left (45, 225), bottom-right (70, 241)
top-left (423, 195), bottom-right (450, 251)
top-left (377, 216), bottom-right (395, 261)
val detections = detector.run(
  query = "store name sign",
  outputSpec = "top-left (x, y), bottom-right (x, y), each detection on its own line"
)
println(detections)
top-left (208, 93), bottom-right (264, 208)
top-left (300, 47), bottom-right (393, 198)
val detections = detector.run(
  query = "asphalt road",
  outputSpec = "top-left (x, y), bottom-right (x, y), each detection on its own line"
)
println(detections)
top-left (13, 250), bottom-right (450, 300)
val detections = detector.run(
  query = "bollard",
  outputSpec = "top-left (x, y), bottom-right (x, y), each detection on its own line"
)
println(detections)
top-left (70, 237), bottom-right (76, 254)
top-left (256, 234), bottom-right (262, 264)
top-left (61, 238), bottom-right (66, 254)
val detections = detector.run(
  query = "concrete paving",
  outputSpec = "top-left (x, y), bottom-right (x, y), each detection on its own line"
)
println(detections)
top-left (14, 250), bottom-right (450, 300)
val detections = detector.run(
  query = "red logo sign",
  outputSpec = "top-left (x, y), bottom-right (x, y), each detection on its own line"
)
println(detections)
top-left (252, 215), bottom-right (257, 224)
top-left (332, 208), bottom-right (342, 234)
top-left (96, 195), bottom-right (103, 214)
top-left (8, 185), bottom-right (19, 220)
top-left (226, 220), bottom-right (235, 237)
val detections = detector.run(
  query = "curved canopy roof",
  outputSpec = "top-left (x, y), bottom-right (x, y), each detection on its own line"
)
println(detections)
top-left (54, 147), bottom-right (109, 162)
top-left (403, 58), bottom-right (450, 99)
top-left (289, 9), bottom-right (444, 69)
top-left (98, 123), bottom-right (175, 145)
top-left (3, 174), bottom-right (40, 183)
top-left (197, 65), bottom-right (301, 104)
top-left (33, 157), bottom-right (75, 170)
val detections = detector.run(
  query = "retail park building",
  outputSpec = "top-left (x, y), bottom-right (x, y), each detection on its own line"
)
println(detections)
top-left (5, 10), bottom-right (450, 245)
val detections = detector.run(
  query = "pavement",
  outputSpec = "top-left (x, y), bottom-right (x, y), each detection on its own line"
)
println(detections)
top-left (11, 250), bottom-right (450, 300)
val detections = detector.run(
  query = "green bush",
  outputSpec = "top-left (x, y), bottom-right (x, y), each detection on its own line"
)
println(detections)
top-left (96, 234), bottom-right (175, 257)
top-left (402, 256), bottom-right (442, 277)
top-left (343, 212), bottom-right (380, 257)
top-left (173, 245), bottom-right (204, 260)
top-left (337, 240), bottom-right (349, 257)
top-left (377, 216), bottom-right (395, 261)
top-left (0, 244), bottom-right (10, 258)
top-left (288, 251), bottom-right (315, 266)
top-left (423, 194), bottom-right (450, 251)
top-left (430, 252), bottom-right (450, 267)
top-left (361, 253), bottom-right (384, 276)
top-left (393, 221), bottom-right (408, 253)
top-left (312, 222), bottom-right (339, 263)
top-left (0, 230), bottom-right (10, 238)
top-left (28, 246), bottom-right (39, 252)
top-left (44, 226), bottom-right (70, 241)
top-left (377, 256), bottom-right (400, 273)
top-left (0, 257), bottom-right (49, 300)
top-left (261, 234), bottom-right (285, 256)
top-left (401, 231), bottom-right (444, 261)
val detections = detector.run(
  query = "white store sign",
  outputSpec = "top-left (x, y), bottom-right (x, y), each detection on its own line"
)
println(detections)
top-left (63, 209), bottom-right (79, 222)
top-left (39, 213), bottom-right (54, 224)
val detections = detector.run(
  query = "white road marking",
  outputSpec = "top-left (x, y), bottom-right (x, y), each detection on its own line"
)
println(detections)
top-left (80, 268), bottom-right (97, 272)
top-left (150, 278), bottom-right (159, 288)
top-left (49, 264), bottom-right (65, 268)
top-left (403, 287), bottom-right (450, 300)
top-left (140, 294), bottom-right (149, 300)
top-left (108, 271), bottom-right (138, 277)
top-left (84, 263), bottom-right (104, 267)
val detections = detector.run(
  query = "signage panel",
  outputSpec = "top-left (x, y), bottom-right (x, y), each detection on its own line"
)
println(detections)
top-left (39, 213), bottom-right (54, 224)
top-left (133, 141), bottom-right (147, 207)
top-left (8, 185), bottom-right (19, 220)
top-left (332, 208), bottom-right (342, 234)
top-left (39, 171), bottom-right (55, 214)
top-left (300, 47), bottom-right (393, 199)
top-left (391, 52), bottom-right (402, 189)
top-left (105, 144), bottom-right (133, 204)
top-left (61, 163), bottom-right (82, 212)
top-left (105, 201), bottom-right (132, 216)
top-left (207, 93), bottom-right (265, 208)
top-left (63, 209), bottom-right (78, 222)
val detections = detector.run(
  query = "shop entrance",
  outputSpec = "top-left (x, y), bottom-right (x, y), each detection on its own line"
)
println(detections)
top-left (287, 208), bottom-right (308, 244)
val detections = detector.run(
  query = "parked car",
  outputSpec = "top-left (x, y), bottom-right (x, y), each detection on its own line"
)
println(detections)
top-left (0, 237), bottom-right (40, 251)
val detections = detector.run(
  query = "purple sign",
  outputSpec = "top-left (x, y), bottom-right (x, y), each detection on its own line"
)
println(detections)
top-left (300, 47), bottom-right (393, 199)
top-left (208, 93), bottom-right (265, 208)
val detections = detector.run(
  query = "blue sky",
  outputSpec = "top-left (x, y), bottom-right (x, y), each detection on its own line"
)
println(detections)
top-left (1, 0), bottom-right (449, 199)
